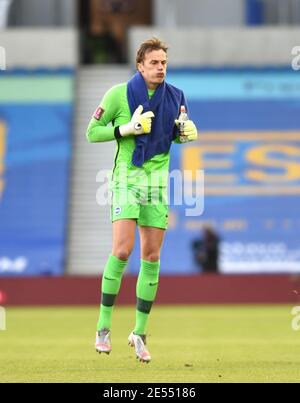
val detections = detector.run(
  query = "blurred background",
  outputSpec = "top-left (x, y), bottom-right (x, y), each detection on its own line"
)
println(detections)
top-left (1, 0), bottom-right (300, 305)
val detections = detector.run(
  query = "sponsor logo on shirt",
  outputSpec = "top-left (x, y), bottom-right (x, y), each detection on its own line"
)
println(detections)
top-left (93, 107), bottom-right (105, 120)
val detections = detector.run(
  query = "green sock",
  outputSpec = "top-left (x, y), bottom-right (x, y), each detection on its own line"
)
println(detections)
top-left (97, 254), bottom-right (127, 331)
top-left (134, 259), bottom-right (160, 335)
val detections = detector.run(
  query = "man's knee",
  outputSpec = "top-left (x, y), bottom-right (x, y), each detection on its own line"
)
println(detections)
top-left (143, 252), bottom-right (160, 262)
top-left (112, 247), bottom-right (132, 261)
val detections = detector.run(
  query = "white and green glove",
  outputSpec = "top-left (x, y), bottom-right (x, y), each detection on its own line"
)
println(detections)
top-left (175, 119), bottom-right (198, 142)
top-left (119, 105), bottom-right (154, 137)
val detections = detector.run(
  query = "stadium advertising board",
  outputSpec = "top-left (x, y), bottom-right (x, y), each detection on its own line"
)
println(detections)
top-left (0, 70), bottom-right (73, 276)
top-left (130, 68), bottom-right (300, 274)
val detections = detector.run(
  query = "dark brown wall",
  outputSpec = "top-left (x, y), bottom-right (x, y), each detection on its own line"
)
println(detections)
top-left (90, 0), bottom-right (152, 44)
top-left (1, 274), bottom-right (300, 306)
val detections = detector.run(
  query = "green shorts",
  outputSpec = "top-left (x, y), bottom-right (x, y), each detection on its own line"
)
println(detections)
top-left (110, 185), bottom-right (169, 230)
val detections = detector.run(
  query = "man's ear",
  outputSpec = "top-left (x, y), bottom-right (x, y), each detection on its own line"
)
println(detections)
top-left (137, 62), bottom-right (144, 73)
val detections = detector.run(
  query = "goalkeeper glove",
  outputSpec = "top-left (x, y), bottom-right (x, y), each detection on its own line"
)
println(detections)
top-left (174, 119), bottom-right (198, 142)
top-left (119, 105), bottom-right (154, 137)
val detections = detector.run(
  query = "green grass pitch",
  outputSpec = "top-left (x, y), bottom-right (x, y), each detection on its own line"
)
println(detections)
top-left (1, 305), bottom-right (300, 383)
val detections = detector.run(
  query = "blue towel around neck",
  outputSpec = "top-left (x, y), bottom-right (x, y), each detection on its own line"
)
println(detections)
top-left (127, 72), bottom-right (187, 167)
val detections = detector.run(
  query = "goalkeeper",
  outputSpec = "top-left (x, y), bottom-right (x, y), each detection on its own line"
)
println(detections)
top-left (87, 37), bottom-right (198, 363)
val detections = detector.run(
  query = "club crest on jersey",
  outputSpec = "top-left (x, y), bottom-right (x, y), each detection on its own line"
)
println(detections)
top-left (93, 107), bottom-right (105, 120)
top-left (115, 207), bottom-right (122, 216)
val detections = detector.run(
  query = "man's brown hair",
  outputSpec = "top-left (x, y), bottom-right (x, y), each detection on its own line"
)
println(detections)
top-left (136, 37), bottom-right (168, 67)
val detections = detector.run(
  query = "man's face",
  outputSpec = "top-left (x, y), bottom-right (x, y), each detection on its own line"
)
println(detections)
top-left (137, 49), bottom-right (167, 88)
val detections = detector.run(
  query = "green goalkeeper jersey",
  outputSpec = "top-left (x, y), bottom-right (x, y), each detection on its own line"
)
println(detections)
top-left (87, 83), bottom-right (178, 188)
